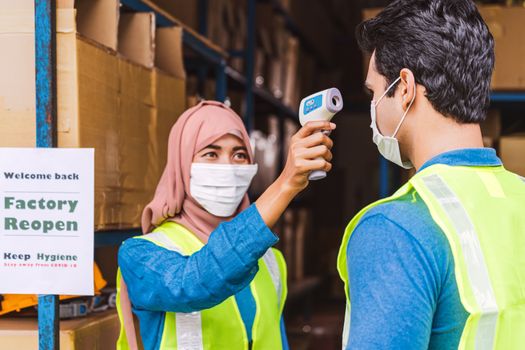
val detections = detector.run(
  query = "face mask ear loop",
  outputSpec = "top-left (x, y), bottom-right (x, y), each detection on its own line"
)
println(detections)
top-left (376, 77), bottom-right (401, 105)
top-left (392, 82), bottom-right (416, 138)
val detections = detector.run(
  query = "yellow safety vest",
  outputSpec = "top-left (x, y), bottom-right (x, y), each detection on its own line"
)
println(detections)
top-left (116, 221), bottom-right (287, 350)
top-left (338, 164), bottom-right (525, 349)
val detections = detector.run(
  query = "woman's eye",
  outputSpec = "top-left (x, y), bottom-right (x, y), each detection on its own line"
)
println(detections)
top-left (234, 152), bottom-right (248, 160)
top-left (203, 152), bottom-right (217, 158)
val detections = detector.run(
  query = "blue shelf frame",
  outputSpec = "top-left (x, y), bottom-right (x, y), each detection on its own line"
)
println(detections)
top-left (34, 0), bottom-right (317, 346)
top-left (490, 92), bottom-right (525, 103)
top-left (35, 0), bottom-right (59, 349)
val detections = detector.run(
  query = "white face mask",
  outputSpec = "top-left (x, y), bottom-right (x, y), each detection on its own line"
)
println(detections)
top-left (370, 77), bottom-right (416, 169)
top-left (190, 163), bottom-right (258, 217)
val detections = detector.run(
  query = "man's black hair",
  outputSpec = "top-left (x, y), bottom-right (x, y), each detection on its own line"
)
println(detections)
top-left (357, 0), bottom-right (494, 123)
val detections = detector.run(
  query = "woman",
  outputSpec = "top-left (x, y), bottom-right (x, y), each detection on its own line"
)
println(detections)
top-left (117, 100), bottom-right (335, 350)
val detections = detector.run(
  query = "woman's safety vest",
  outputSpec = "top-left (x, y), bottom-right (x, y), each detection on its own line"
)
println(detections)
top-left (338, 164), bottom-right (525, 349)
top-left (116, 221), bottom-right (287, 350)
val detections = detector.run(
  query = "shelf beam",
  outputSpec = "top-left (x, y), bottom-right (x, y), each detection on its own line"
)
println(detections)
top-left (490, 92), bottom-right (525, 103)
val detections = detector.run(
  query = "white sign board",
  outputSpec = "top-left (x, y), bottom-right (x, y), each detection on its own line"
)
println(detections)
top-left (0, 148), bottom-right (94, 295)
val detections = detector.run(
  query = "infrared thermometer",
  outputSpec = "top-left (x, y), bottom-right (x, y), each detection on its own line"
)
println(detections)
top-left (299, 88), bottom-right (343, 180)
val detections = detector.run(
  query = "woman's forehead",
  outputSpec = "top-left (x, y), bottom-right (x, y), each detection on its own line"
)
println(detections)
top-left (205, 133), bottom-right (245, 147)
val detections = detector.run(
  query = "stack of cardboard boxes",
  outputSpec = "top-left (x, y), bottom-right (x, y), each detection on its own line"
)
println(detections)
top-left (150, 0), bottom-right (305, 111)
top-left (0, 310), bottom-right (122, 350)
top-left (151, 0), bottom-right (247, 73)
top-left (255, 3), bottom-right (302, 110)
top-left (0, 0), bottom-right (187, 231)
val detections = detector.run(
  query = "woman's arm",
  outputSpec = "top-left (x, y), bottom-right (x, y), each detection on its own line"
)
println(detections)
top-left (119, 204), bottom-right (278, 313)
top-left (256, 120), bottom-right (335, 228)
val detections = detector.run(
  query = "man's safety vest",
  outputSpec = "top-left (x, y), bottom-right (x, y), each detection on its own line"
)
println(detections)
top-left (338, 164), bottom-right (525, 349)
top-left (116, 221), bottom-right (287, 350)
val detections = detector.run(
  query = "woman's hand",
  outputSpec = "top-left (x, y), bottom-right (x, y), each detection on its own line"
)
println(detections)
top-left (255, 121), bottom-right (336, 228)
top-left (279, 121), bottom-right (336, 196)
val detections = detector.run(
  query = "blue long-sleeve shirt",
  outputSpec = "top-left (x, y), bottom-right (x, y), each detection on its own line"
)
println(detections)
top-left (119, 204), bottom-right (289, 350)
top-left (345, 148), bottom-right (502, 349)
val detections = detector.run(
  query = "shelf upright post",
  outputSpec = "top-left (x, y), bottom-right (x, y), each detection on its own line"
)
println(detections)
top-left (215, 60), bottom-right (228, 102)
top-left (244, 0), bottom-right (256, 132)
top-left (34, 0), bottom-right (60, 349)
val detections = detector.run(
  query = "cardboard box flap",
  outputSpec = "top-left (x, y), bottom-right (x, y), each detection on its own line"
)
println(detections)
top-left (75, 0), bottom-right (119, 51)
top-left (155, 26), bottom-right (186, 79)
top-left (118, 12), bottom-right (156, 69)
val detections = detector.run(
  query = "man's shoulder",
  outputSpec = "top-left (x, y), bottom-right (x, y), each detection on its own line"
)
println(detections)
top-left (352, 190), bottom-right (449, 253)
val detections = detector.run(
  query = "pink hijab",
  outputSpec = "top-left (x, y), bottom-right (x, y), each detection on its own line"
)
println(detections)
top-left (141, 100), bottom-right (254, 242)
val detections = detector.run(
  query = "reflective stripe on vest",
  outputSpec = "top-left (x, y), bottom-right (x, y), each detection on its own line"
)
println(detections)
top-left (175, 312), bottom-right (203, 350)
top-left (262, 248), bottom-right (283, 309)
top-left (145, 231), bottom-right (206, 349)
top-left (145, 232), bottom-right (184, 255)
top-left (421, 174), bottom-right (498, 349)
top-left (342, 303), bottom-right (350, 349)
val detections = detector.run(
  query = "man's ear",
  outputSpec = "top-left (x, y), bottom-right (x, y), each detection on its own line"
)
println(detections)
top-left (399, 68), bottom-right (416, 111)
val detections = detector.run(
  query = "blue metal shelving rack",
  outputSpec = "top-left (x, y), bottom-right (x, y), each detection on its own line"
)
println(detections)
top-left (35, 0), bottom-right (311, 347)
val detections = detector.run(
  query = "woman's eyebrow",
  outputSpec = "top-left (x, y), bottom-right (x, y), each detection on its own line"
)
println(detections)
top-left (233, 146), bottom-right (248, 152)
top-left (201, 144), bottom-right (221, 151)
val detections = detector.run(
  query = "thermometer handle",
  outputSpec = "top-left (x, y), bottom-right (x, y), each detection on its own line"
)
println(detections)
top-left (308, 130), bottom-right (331, 181)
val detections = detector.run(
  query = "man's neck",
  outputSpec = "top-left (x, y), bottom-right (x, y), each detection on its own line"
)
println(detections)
top-left (408, 113), bottom-right (484, 171)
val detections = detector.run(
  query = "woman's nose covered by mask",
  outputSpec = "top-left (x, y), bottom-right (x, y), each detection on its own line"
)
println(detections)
top-left (190, 163), bottom-right (258, 217)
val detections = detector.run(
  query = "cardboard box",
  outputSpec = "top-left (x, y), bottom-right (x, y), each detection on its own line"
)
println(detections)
top-left (0, 1), bottom-right (36, 147)
top-left (155, 26), bottom-right (186, 77)
top-left (207, 0), bottom-right (231, 49)
top-left (362, 6), bottom-right (525, 90)
top-left (268, 58), bottom-right (284, 99)
top-left (283, 37), bottom-right (299, 109)
top-left (150, 0), bottom-right (235, 51)
top-left (116, 57), bottom-right (157, 226)
top-left (254, 48), bottom-right (267, 87)
top-left (229, 1), bottom-right (247, 72)
top-left (150, 0), bottom-right (199, 30)
top-left (500, 134), bottom-right (525, 176)
top-left (479, 6), bottom-right (525, 90)
top-left (0, 310), bottom-right (120, 350)
top-left (298, 52), bottom-right (316, 100)
top-left (118, 12), bottom-right (156, 68)
top-left (75, 0), bottom-right (119, 50)
top-left (152, 68), bottom-right (186, 185)
top-left (283, 0), bottom-right (336, 64)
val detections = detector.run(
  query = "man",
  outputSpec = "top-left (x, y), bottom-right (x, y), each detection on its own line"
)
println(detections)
top-left (337, 0), bottom-right (525, 349)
